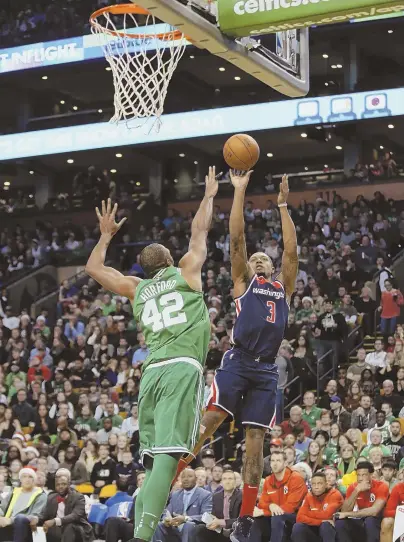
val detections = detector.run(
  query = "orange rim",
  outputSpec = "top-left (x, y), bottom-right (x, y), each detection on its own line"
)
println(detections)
top-left (90, 3), bottom-right (184, 41)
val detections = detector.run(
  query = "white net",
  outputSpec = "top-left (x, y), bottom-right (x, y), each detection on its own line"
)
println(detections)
top-left (90, 6), bottom-right (187, 131)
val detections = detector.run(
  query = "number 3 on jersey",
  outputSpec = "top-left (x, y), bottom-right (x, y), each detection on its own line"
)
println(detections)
top-left (141, 291), bottom-right (187, 332)
top-left (266, 300), bottom-right (276, 323)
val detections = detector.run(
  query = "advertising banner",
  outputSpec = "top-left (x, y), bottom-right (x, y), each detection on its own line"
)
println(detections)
top-left (0, 87), bottom-right (402, 160)
top-left (218, 0), bottom-right (404, 37)
top-left (0, 24), bottom-right (185, 74)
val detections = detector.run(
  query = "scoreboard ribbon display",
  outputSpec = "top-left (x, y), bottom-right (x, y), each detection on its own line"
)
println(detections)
top-left (218, 0), bottom-right (404, 37)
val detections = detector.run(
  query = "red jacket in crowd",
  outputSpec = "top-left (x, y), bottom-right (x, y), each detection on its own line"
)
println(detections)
top-left (296, 488), bottom-right (344, 526)
top-left (258, 467), bottom-right (308, 516)
top-left (381, 289), bottom-right (404, 319)
top-left (384, 482), bottom-right (404, 518)
top-left (280, 419), bottom-right (311, 438)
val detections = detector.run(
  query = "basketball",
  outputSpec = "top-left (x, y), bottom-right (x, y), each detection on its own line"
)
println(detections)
top-left (223, 134), bottom-right (260, 171)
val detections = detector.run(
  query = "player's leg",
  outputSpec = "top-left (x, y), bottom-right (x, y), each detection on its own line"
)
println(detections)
top-left (231, 364), bottom-right (278, 542)
top-left (174, 351), bottom-right (246, 482)
top-left (380, 518), bottom-right (394, 542)
top-left (135, 360), bottom-right (205, 541)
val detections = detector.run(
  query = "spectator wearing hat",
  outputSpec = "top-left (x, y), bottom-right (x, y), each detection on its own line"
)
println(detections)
top-left (292, 426), bottom-right (312, 455)
top-left (329, 396), bottom-right (351, 433)
top-left (201, 449), bottom-right (215, 471)
top-left (0, 467), bottom-right (46, 542)
top-left (291, 471), bottom-right (343, 542)
top-left (205, 465), bottom-right (223, 494)
top-left (295, 298), bottom-right (315, 326)
top-left (263, 439), bottom-right (284, 477)
top-left (335, 461), bottom-right (388, 542)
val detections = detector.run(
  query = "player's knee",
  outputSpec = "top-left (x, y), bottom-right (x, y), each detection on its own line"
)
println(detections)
top-left (245, 426), bottom-right (265, 450)
top-left (201, 409), bottom-right (227, 434)
top-left (381, 517), bottom-right (394, 533)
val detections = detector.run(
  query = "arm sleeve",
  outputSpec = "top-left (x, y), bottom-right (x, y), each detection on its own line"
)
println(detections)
top-left (282, 475), bottom-right (308, 514)
top-left (384, 486), bottom-right (400, 518)
top-left (257, 479), bottom-right (272, 517)
top-left (61, 494), bottom-right (86, 526)
top-left (189, 492), bottom-right (213, 521)
top-left (28, 493), bottom-right (47, 518)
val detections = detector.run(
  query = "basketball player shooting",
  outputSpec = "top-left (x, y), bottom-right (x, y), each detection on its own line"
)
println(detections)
top-left (85, 167), bottom-right (218, 542)
top-left (174, 171), bottom-right (298, 542)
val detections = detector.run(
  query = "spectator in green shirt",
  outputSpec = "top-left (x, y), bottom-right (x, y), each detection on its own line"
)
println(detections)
top-left (302, 390), bottom-right (322, 429)
top-left (101, 293), bottom-right (116, 316)
top-left (98, 401), bottom-right (123, 429)
top-left (360, 428), bottom-right (391, 458)
top-left (75, 405), bottom-right (98, 437)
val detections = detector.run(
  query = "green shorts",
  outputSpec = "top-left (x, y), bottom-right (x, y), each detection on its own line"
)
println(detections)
top-left (138, 357), bottom-right (204, 461)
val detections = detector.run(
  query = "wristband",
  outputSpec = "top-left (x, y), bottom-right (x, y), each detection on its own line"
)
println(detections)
top-left (278, 203), bottom-right (287, 208)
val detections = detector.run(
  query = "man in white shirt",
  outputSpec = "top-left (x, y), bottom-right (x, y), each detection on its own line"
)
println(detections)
top-left (365, 339), bottom-right (387, 370)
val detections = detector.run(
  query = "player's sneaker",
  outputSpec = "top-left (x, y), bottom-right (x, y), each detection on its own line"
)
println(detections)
top-left (230, 516), bottom-right (254, 542)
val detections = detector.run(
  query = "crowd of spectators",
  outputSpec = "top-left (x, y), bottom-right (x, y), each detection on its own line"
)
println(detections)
top-left (0, 189), bottom-right (401, 541)
top-left (351, 153), bottom-right (399, 183)
top-left (0, 0), bottom-right (132, 48)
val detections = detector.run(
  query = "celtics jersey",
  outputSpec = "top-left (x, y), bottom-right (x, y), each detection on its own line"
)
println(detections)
top-left (132, 266), bottom-right (210, 369)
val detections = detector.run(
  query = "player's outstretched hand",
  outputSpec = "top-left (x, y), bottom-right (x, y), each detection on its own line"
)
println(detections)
top-left (96, 198), bottom-right (127, 238)
top-left (205, 166), bottom-right (219, 198)
top-left (230, 169), bottom-right (253, 190)
top-left (278, 174), bottom-right (289, 205)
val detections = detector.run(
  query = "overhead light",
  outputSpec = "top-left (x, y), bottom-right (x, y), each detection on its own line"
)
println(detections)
top-left (135, 181), bottom-right (141, 186)
top-left (73, 106), bottom-right (78, 111)
top-left (179, 153), bottom-right (185, 157)
top-left (336, 145), bottom-right (343, 150)
top-left (322, 54), bottom-right (329, 59)
top-left (4, 181), bottom-right (10, 186)
top-left (110, 169), bottom-right (117, 173)
top-left (304, 167), bottom-right (308, 171)
top-left (388, 124), bottom-right (395, 129)
top-left (29, 170), bottom-right (34, 175)
top-left (29, 194), bottom-right (34, 198)
top-left (380, 145), bottom-right (384, 150)
top-left (324, 164), bottom-right (329, 168)
top-left (301, 133), bottom-right (308, 138)
top-left (189, 55), bottom-right (195, 59)
top-left (337, 64), bottom-right (343, 69)
top-left (388, 29), bottom-right (394, 33)
top-left (60, 100), bottom-right (65, 105)
top-left (391, 151), bottom-right (394, 155)
top-left (219, 67), bottom-right (226, 72)
top-left (67, 159), bottom-right (74, 164)
top-left (3, 187), bottom-right (9, 191)
top-left (105, 66), bottom-right (112, 71)
top-left (98, 109), bottom-right (103, 113)
top-left (41, 75), bottom-right (48, 80)
top-left (267, 153), bottom-right (273, 157)
top-left (331, 64), bottom-right (337, 69)
top-left (194, 161), bottom-right (198, 165)
top-left (116, 153), bottom-right (123, 158)
top-left (234, 76), bottom-right (241, 80)
top-left (325, 82), bottom-right (329, 86)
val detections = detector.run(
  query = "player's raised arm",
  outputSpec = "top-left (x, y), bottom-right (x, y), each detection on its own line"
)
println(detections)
top-left (277, 175), bottom-right (298, 303)
top-left (85, 199), bottom-right (140, 301)
top-left (229, 170), bottom-right (254, 297)
top-left (179, 166), bottom-right (218, 291)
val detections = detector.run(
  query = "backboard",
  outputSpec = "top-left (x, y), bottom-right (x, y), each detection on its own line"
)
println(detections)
top-left (129, 0), bottom-right (310, 98)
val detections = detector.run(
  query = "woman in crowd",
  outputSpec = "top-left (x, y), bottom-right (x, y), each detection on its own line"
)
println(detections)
top-left (0, 408), bottom-right (21, 439)
top-left (33, 404), bottom-right (57, 438)
top-left (337, 443), bottom-right (357, 477)
top-left (346, 428), bottom-right (365, 456)
top-left (345, 381), bottom-right (362, 411)
top-left (324, 423), bottom-right (340, 464)
top-left (304, 440), bottom-right (323, 473)
top-left (79, 438), bottom-right (99, 476)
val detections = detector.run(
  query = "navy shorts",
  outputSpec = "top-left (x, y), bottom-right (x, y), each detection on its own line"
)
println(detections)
top-left (207, 347), bottom-right (279, 428)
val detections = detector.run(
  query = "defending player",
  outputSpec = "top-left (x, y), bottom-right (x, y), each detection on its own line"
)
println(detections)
top-left (85, 167), bottom-right (218, 542)
top-left (174, 171), bottom-right (298, 542)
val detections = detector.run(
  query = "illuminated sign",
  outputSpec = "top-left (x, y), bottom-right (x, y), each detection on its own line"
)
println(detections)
top-left (0, 87), bottom-right (402, 160)
top-left (0, 24), bottom-right (185, 74)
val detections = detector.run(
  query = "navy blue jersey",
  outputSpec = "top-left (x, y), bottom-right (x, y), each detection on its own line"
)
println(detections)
top-left (232, 275), bottom-right (289, 359)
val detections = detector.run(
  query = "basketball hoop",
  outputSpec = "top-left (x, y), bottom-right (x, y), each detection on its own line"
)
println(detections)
top-left (90, 4), bottom-right (187, 131)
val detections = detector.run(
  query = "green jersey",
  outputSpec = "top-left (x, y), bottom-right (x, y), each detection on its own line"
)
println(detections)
top-left (132, 266), bottom-right (210, 369)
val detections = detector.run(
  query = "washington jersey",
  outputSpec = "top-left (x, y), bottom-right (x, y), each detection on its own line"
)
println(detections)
top-left (232, 275), bottom-right (289, 359)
